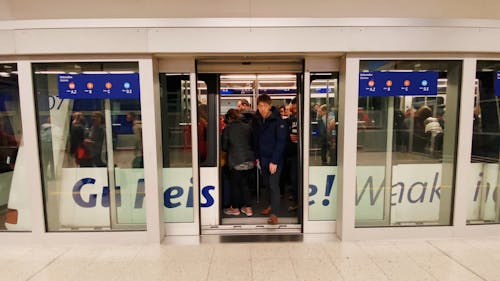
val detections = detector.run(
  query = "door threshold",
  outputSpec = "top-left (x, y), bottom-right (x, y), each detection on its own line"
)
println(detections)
top-left (222, 217), bottom-right (298, 225)
top-left (201, 224), bottom-right (301, 235)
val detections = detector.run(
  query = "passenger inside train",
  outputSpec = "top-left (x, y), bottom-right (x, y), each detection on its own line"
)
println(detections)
top-left (220, 95), bottom-right (300, 224)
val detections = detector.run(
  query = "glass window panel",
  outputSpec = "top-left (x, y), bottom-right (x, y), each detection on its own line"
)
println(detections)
top-left (356, 60), bottom-right (461, 227)
top-left (33, 62), bottom-right (145, 231)
top-left (308, 73), bottom-right (338, 221)
top-left (0, 63), bottom-right (28, 231)
top-left (467, 61), bottom-right (500, 225)
top-left (160, 74), bottom-right (194, 223)
top-left (197, 74), bottom-right (218, 167)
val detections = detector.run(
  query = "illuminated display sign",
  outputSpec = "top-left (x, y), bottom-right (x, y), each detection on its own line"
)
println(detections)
top-left (359, 71), bottom-right (438, 97)
top-left (58, 74), bottom-right (140, 99)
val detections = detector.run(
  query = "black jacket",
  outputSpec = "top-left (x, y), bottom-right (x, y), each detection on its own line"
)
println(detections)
top-left (253, 106), bottom-right (288, 166)
top-left (222, 119), bottom-right (254, 168)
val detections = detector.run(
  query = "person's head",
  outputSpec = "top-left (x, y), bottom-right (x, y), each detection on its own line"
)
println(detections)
top-left (224, 108), bottom-right (240, 124)
top-left (126, 112), bottom-right (136, 122)
top-left (279, 105), bottom-right (286, 117)
top-left (257, 94), bottom-right (272, 118)
top-left (198, 104), bottom-right (208, 121)
top-left (319, 104), bottom-right (328, 116)
top-left (237, 99), bottom-right (251, 112)
top-left (290, 97), bottom-right (297, 114)
top-left (91, 111), bottom-right (104, 125)
top-left (72, 112), bottom-right (84, 125)
top-left (416, 106), bottom-right (432, 121)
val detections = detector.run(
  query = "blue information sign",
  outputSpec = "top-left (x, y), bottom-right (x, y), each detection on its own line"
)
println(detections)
top-left (359, 71), bottom-right (438, 97)
top-left (58, 73), bottom-right (140, 99)
top-left (495, 71), bottom-right (500, 97)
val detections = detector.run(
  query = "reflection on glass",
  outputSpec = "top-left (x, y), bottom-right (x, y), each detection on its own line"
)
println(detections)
top-left (34, 62), bottom-right (145, 231)
top-left (356, 60), bottom-right (461, 227)
top-left (197, 74), bottom-right (218, 167)
top-left (309, 73), bottom-right (338, 221)
top-left (160, 74), bottom-right (194, 223)
top-left (0, 64), bottom-right (27, 231)
top-left (467, 61), bottom-right (500, 225)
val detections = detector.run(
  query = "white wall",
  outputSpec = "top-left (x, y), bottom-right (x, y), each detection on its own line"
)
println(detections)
top-left (1, 19), bottom-right (500, 55)
top-left (1, 0), bottom-right (500, 20)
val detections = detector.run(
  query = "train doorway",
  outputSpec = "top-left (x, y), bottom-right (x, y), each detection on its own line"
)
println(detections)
top-left (196, 58), bottom-right (304, 234)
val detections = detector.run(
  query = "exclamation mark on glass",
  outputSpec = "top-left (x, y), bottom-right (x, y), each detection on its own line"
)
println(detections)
top-left (322, 175), bottom-right (335, 206)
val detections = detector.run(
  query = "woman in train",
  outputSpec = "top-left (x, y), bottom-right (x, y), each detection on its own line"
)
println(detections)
top-left (221, 109), bottom-right (255, 216)
top-left (70, 112), bottom-right (89, 166)
top-left (82, 111), bottom-right (106, 167)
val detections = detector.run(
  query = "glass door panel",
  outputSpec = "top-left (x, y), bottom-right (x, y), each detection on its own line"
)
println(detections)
top-left (33, 62), bottom-right (146, 231)
top-left (356, 60), bottom-right (461, 227)
top-left (308, 73), bottom-right (339, 221)
top-left (467, 61), bottom-right (500, 224)
top-left (159, 74), bottom-right (195, 223)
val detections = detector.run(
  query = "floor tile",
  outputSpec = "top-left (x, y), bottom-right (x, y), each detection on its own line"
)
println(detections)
top-left (4, 236), bottom-right (500, 281)
top-left (291, 258), bottom-right (344, 281)
top-left (252, 257), bottom-right (297, 281)
top-left (208, 259), bottom-right (252, 281)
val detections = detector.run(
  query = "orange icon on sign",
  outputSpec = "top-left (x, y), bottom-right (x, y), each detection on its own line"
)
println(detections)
top-left (105, 82), bottom-right (112, 89)
top-left (404, 80), bottom-right (411, 87)
top-left (386, 80), bottom-right (393, 87)
top-left (69, 82), bottom-right (76, 90)
top-left (87, 82), bottom-right (94, 89)
top-left (368, 80), bottom-right (375, 87)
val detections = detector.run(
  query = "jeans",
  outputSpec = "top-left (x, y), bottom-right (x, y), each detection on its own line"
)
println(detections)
top-left (229, 168), bottom-right (251, 208)
top-left (260, 160), bottom-right (282, 216)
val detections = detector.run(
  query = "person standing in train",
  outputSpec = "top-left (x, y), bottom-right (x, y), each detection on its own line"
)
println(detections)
top-left (318, 104), bottom-right (330, 165)
top-left (83, 111), bottom-right (106, 167)
top-left (126, 112), bottom-right (143, 168)
top-left (285, 98), bottom-right (299, 211)
top-left (222, 109), bottom-right (255, 216)
top-left (70, 112), bottom-right (89, 167)
top-left (237, 98), bottom-right (255, 124)
top-left (254, 94), bottom-right (288, 225)
top-left (236, 98), bottom-right (257, 193)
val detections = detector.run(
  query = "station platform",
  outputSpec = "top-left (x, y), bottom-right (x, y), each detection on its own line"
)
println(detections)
top-left (1, 234), bottom-right (499, 281)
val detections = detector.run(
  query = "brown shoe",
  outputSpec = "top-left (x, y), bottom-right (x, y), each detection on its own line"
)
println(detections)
top-left (261, 206), bottom-right (271, 215)
top-left (267, 215), bottom-right (278, 225)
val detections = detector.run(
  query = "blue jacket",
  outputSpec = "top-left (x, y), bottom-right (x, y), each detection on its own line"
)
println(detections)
top-left (253, 106), bottom-right (289, 166)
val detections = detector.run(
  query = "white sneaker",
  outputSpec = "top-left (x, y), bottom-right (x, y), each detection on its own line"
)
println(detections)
top-left (240, 207), bottom-right (253, 217)
top-left (224, 208), bottom-right (240, 216)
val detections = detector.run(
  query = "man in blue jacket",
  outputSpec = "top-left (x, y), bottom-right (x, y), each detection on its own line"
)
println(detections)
top-left (254, 94), bottom-right (288, 224)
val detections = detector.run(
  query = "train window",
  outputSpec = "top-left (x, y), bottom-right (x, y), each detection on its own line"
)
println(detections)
top-left (0, 63), bottom-right (28, 231)
top-left (467, 61), bottom-right (500, 225)
top-left (356, 60), bottom-right (461, 227)
top-left (33, 62), bottom-right (146, 231)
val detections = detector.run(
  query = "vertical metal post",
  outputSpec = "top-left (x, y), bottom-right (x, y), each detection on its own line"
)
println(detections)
top-left (104, 99), bottom-right (118, 229)
top-left (384, 97), bottom-right (394, 225)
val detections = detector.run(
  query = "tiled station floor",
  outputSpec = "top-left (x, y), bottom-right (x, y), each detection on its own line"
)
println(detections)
top-left (1, 235), bottom-right (499, 281)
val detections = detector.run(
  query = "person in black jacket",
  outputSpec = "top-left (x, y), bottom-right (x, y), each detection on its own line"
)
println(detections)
top-left (285, 98), bottom-right (298, 211)
top-left (222, 109), bottom-right (255, 216)
top-left (318, 105), bottom-right (329, 165)
top-left (237, 98), bottom-right (256, 124)
top-left (254, 94), bottom-right (288, 225)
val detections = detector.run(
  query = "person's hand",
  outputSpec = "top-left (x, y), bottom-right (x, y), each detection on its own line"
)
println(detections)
top-left (290, 134), bottom-right (298, 143)
top-left (269, 163), bottom-right (277, 174)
